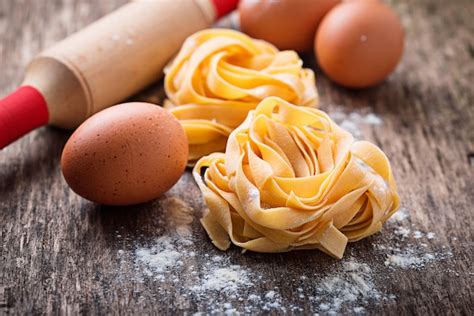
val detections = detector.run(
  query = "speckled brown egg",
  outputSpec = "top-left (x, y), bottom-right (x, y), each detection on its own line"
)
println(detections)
top-left (315, 1), bottom-right (404, 88)
top-left (239, 0), bottom-right (340, 52)
top-left (61, 102), bottom-right (188, 205)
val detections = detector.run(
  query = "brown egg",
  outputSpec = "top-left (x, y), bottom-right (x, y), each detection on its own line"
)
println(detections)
top-left (239, 0), bottom-right (340, 52)
top-left (61, 102), bottom-right (188, 206)
top-left (315, 1), bottom-right (404, 88)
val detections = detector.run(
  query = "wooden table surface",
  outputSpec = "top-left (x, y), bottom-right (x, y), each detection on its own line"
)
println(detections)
top-left (1, 0), bottom-right (473, 314)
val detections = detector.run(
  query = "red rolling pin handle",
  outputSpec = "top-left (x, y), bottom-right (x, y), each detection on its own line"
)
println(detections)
top-left (0, 86), bottom-right (49, 149)
top-left (212, 0), bottom-right (239, 18)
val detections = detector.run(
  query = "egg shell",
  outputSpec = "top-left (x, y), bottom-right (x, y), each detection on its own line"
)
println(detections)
top-left (239, 0), bottom-right (340, 52)
top-left (61, 102), bottom-right (188, 206)
top-left (315, 1), bottom-right (404, 88)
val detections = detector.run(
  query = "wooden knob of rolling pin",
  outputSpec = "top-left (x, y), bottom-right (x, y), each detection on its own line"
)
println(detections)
top-left (0, 0), bottom-right (238, 149)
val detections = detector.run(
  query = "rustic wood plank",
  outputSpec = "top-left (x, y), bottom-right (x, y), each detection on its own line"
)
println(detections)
top-left (1, 0), bottom-right (473, 315)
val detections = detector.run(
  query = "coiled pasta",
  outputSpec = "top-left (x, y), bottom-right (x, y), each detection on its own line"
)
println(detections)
top-left (193, 97), bottom-right (400, 258)
top-left (164, 29), bottom-right (318, 163)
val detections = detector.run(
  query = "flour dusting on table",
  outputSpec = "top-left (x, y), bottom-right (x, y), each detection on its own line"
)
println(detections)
top-left (309, 259), bottom-right (393, 314)
top-left (128, 197), bottom-right (454, 314)
top-left (193, 263), bottom-right (252, 293)
top-left (135, 236), bottom-right (182, 278)
top-left (389, 207), bottom-right (409, 222)
top-left (328, 106), bottom-right (383, 139)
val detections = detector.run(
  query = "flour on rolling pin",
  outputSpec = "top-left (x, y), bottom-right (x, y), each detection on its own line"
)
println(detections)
top-left (0, 0), bottom-right (238, 149)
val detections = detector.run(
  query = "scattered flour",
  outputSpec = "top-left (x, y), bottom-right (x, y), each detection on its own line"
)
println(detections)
top-left (354, 306), bottom-right (366, 313)
top-left (389, 208), bottom-right (409, 222)
top-left (328, 107), bottom-right (383, 139)
top-left (135, 236), bottom-right (182, 279)
top-left (383, 209), bottom-right (448, 269)
top-left (413, 231), bottom-right (423, 239)
top-left (384, 247), bottom-right (450, 269)
top-left (385, 252), bottom-right (433, 269)
top-left (239, 290), bottom-right (285, 313)
top-left (394, 226), bottom-right (411, 238)
top-left (196, 264), bottom-right (252, 293)
top-left (310, 259), bottom-right (390, 313)
top-left (131, 196), bottom-right (255, 311)
top-left (126, 195), bottom-right (452, 314)
top-left (265, 290), bottom-right (276, 300)
top-left (263, 290), bottom-right (284, 311)
top-left (248, 294), bottom-right (259, 302)
top-left (134, 196), bottom-right (194, 280)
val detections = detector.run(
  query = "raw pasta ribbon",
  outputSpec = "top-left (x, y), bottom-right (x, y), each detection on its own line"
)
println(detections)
top-left (193, 97), bottom-right (400, 259)
top-left (164, 29), bottom-right (318, 163)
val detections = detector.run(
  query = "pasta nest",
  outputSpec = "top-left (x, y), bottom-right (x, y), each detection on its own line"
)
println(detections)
top-left (164, 29), bottom-right (318, 163)
top-left (193, 97), bottom-right (400, 259)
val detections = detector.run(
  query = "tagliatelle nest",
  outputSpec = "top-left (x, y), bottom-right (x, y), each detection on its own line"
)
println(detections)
top-left (164, 29), bottom-right (318, 163)
top-left (193, 97), bottom-right (400, 259)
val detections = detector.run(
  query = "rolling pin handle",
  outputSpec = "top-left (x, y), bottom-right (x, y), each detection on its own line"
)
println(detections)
top-left (0, 86), bottom-right (49, 149)
top-left (212, 0), bottom-right (239, 18)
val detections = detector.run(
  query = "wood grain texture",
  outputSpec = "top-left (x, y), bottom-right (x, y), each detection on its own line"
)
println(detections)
top-left (1, 0), bottom-right (473, 315)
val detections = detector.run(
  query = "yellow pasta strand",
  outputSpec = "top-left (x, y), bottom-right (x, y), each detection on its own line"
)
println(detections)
top-left (164, 29), bottom-right (318, 163)
top-left (193, 97), bottom-right (400, 259)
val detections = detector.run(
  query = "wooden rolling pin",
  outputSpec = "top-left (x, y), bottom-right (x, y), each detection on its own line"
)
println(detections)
top-left (0, 0), bottom-right (238, 149)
